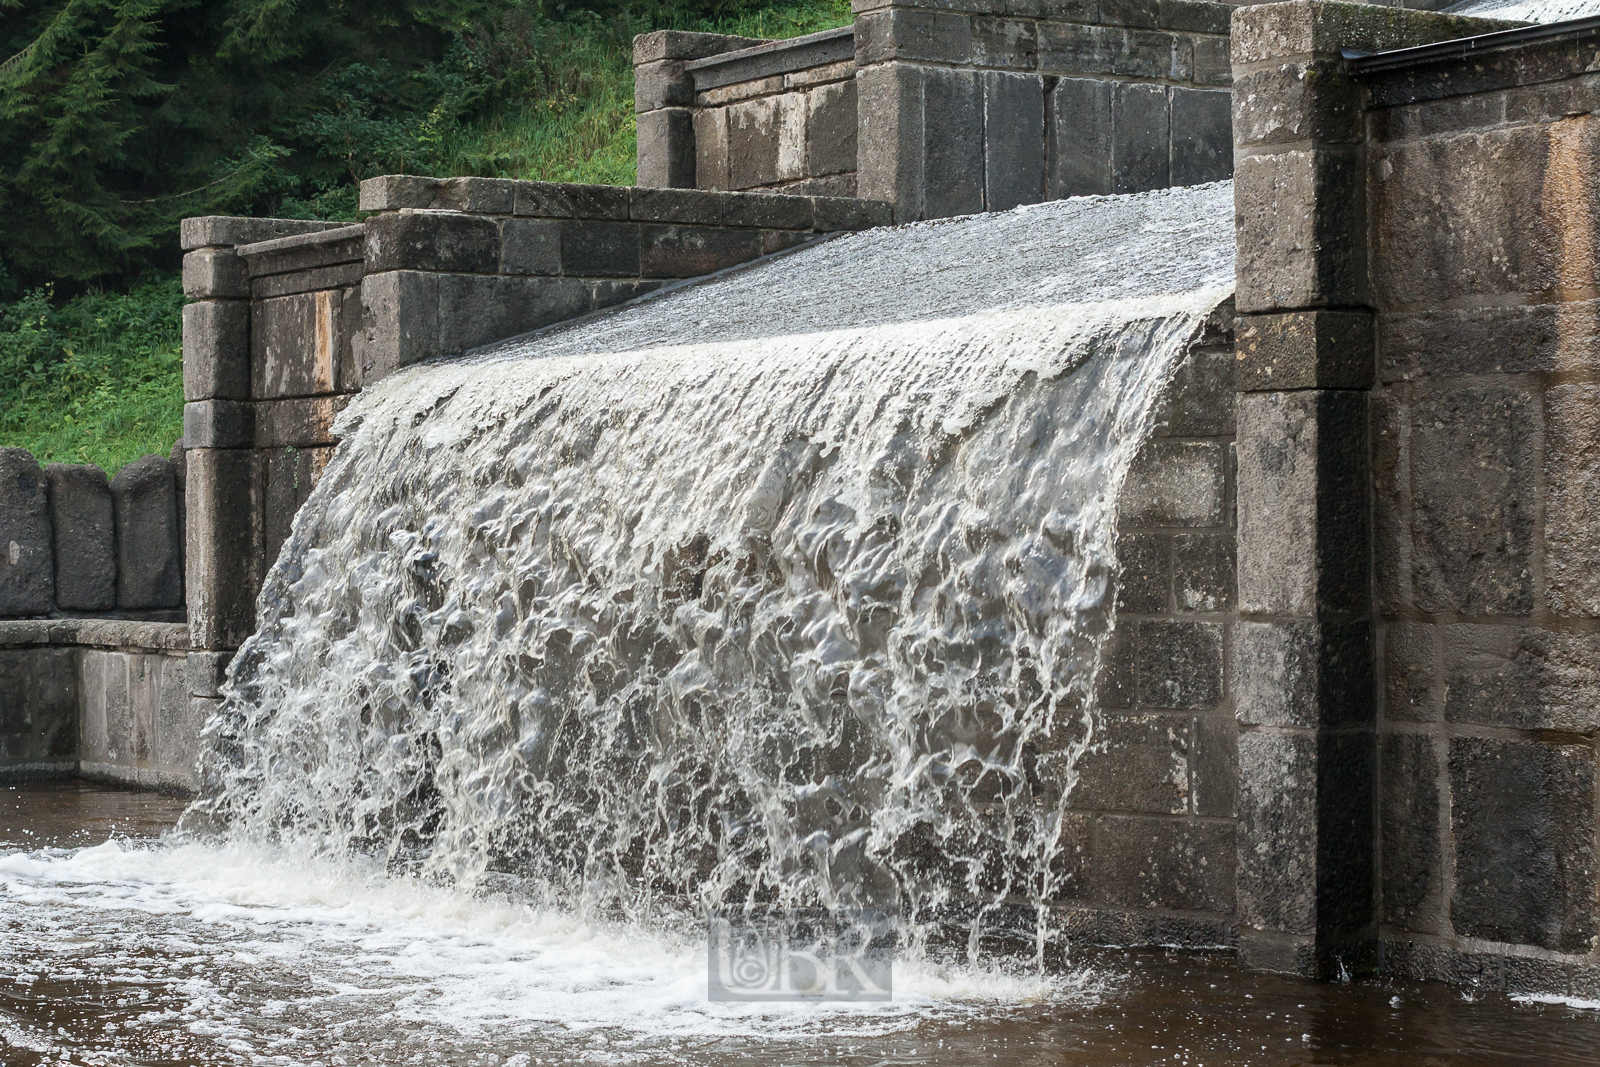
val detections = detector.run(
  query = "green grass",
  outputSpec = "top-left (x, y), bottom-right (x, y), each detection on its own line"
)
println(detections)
top-left (0, 0), bottom-right (853, 472)
top-left (0, 277), bottom-right (185, 475)
top-left (389, 0), bottom-right (852, 188)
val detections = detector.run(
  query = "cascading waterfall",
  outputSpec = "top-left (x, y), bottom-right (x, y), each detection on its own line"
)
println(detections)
top-left (189, 182), bottom-right (1237, 966)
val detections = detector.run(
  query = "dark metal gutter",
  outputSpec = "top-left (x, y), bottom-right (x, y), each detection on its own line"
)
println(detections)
top-left (1345, 14), bottom-right (1600, 75)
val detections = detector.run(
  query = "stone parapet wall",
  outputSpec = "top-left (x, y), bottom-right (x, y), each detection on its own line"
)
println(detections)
top-left (684, 29), bottom-right (860, 198)
top-left (635, 31), bottom-right (772, 189)
top-left (636, 0), bottom-right (1236, 219)
top-left (853, 0), bottom-right (1235, 218)
top-left (0, 447), bottom-right (185, 621)
top-left (179, 177), bottom-right (893, 667)
top-left (0, 619), bottom-right (197, 791)
top-left (351, 176), bottom-right (887, 375)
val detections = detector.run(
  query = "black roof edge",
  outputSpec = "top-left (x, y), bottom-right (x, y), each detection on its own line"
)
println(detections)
top-left (1346, 13), bottom-right (1600, 75)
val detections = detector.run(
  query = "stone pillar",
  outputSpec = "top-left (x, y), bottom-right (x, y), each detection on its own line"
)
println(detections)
top-left (1226, 1), bottom-right (1386, 979)
top-left (183, 221), bottom-right (262, 656)
top-left (853, 0), bottom-right (987, 223)
top-left (1229, 0), bottom-right (1515, 979)
top-left (180, 217), bottom-right (335, 658)
top-left (633, 31), bottom-right (764, 189)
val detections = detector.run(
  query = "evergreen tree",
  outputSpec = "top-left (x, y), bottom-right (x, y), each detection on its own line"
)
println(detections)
top-left (0, 0), bottom-right (487, 285)
top-left (0, 0), bottom-right (764, 287)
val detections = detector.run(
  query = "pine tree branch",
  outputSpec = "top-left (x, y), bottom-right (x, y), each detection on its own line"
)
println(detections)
top-left (0, 0), bottom-right (91, 85)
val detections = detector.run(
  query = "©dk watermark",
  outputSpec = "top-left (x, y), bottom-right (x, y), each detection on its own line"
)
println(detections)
top-left (707, 908), bottom-right (895, 1001)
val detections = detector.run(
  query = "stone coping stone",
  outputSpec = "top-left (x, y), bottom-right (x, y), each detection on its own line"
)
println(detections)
top-left (0, 619), bottom-right (190, 652)
top-left (181, 217), bottom-right (344, 251)
top-left (850, 0), bottom-right (1231, 34)
top-left (237, 224), bottom-right (365, 278)
top-left (358, 176), bottom-right (894, 228)
top-left (685, 26), bottom-right (856, 92)
top-left (0, 762), bottom-right (79, 783)
top-left (633, 30), bottom-right (768, 64)
top-left (1230, 2), bottom-right (1521, 67)
top-left (1355, 24), bottom-right (1584, 109)
top-left (79, 762), bottom-right (199, 794)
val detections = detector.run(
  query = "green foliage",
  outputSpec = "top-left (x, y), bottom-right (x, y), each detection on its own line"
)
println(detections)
top-left (1, 0), bottom-right (505, 285)
top-left (0, 0), bottom-right (852, 284)
top-left (0, 0), bottom-right (851, 466)
top-left (425, 0), bottom-right (851, 186)
top-left (0, 275), bottom-right (184, 473)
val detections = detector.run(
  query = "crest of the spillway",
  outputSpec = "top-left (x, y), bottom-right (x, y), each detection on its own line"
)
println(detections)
top-left (192, 181), bottom-right (1236, 962)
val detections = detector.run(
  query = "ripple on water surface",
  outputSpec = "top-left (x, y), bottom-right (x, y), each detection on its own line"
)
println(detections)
top-left (4, 782), bottom-right (1600, 1066)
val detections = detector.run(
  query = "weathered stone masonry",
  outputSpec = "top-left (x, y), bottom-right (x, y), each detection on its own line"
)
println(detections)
top-left (0, 442), bottom-right (190, 788)
top-left (635, 0), bottom-right (1238, 221)
top-left (1060, 307), bottom-right (1242, 949)
top-left (1229, 0), bottom-right (1600, 996)
top-left (159, 1), bottom-right (1600, 997)
top-left (637, 28), bottom-right (859, 196)
top-left (1352, 12), bottom-right (1600, 994)
top-left (0, 620), bottom-right (194, 792)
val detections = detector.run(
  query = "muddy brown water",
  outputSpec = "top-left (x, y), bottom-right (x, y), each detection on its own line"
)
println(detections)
top-left (2, 781), bottom-right (1597, 1066)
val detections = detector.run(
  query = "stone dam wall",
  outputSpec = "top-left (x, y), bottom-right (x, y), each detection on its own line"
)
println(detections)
top-left (1060, 309), bottom-right (1242, 949)
top-left (635, 0), bottom-right (1238, 219)
top-left (1227, 0), bottom-right (1600, 995)
top-left (1353, 6), bottom-right (1600, 994)
top-left (7, 0), bottom-right (1600, 998)
top-left (0, 444), bottom-right (194, 790)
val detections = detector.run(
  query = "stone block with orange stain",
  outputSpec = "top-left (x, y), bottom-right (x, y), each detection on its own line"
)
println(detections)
top-left (1368, 119), bottom-right (1600, 311)
top-left (251, 287), bottom-right (356, 399)
top-left (252, 396), bottom-right (353, 450)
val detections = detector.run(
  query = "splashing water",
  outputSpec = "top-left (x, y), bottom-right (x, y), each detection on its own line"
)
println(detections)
top-left (189, 183), bottom-right (1236, 968)
top-left (1447, 0), bottom-right (1599, 25)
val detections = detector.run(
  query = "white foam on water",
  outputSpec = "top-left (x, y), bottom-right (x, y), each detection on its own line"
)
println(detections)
top-left (1, 838), bottom-right (1106, 1062)
top-left (1513, 994), bottom-right (1600, 1012)
top-left (1447, 0), bottom-right (1600, 23)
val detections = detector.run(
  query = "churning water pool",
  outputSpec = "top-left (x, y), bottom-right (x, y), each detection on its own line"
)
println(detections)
top-left (4, 781), bottom-right (1599, 1067)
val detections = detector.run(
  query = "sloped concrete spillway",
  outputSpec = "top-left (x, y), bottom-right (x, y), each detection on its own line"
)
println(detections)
top-left (195, 182), bottom-right (1234, 957)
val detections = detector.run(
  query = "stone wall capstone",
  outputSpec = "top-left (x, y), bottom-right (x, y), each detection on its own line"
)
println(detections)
top-left (0, 447), bottom-right (184, 622)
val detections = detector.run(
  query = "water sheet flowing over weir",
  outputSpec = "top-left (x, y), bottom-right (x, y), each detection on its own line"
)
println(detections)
top-left (194, 182), bottom-right (1237, 964)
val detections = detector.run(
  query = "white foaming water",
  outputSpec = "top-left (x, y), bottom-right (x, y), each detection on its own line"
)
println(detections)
top-left (1447, 0), bottom-right (1595, 23)
top-left (1, 841), bottom-right (1085, 1030)
top-left (186, 184), bottom-right (1235, 973)
top-left (1515, 994), bottom-right (1600, 1011)
top-left (0, 838), bottom-right (1107, 1065)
